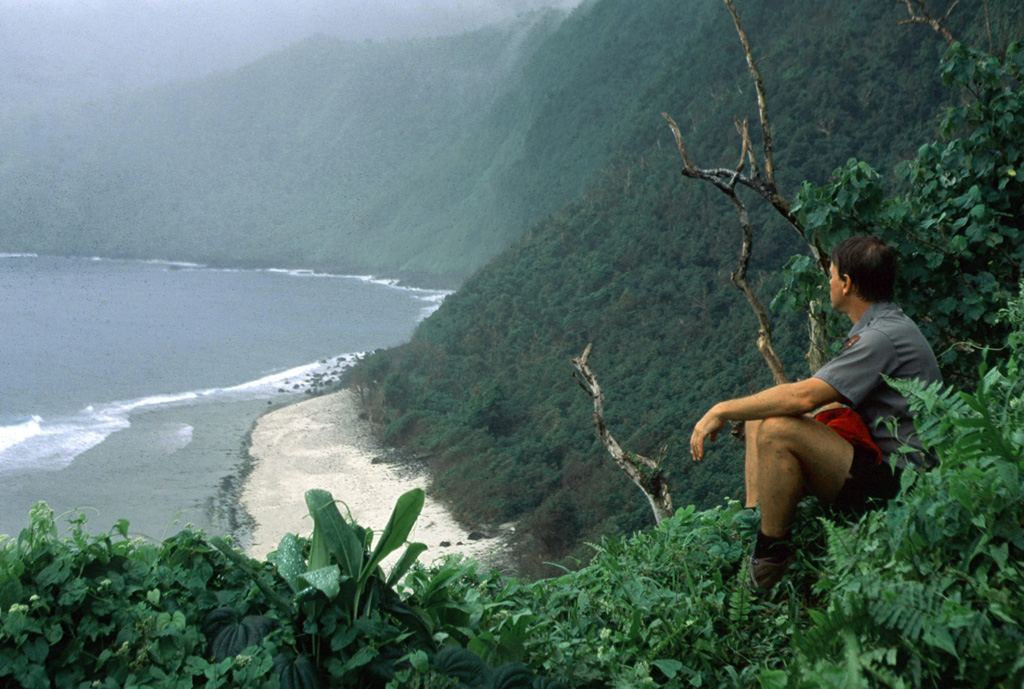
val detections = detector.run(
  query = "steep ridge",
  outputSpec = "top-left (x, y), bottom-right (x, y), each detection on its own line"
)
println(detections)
top-left (0, 11), bottom-right (566, 281)
top-left (2, 0), bottom-right (1015, 573)
top-left (345, 0), bottom-right (1015, 574)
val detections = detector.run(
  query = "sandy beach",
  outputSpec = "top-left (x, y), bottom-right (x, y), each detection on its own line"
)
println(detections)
top-left (242, 389), bottom-right (511, 571)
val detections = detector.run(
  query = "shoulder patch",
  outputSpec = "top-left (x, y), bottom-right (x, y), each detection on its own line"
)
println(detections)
top-left (843, 334), bottom-right (861, 350)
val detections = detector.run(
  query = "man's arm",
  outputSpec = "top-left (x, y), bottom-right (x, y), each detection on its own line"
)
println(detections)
top-left (690, 377), bottom-right (842, 461)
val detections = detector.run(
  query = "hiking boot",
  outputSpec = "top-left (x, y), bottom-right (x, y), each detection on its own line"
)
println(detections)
top-left (747, 553), bottom-right (793, 591)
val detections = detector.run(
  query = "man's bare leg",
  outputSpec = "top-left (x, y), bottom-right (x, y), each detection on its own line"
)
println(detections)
top-left (744, 419), bottom-right (762, 508)
top-left (755, 415), bottom-right (855, 538)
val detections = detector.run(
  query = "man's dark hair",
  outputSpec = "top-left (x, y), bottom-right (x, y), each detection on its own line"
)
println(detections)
top-left (831, 235), bottom-right (896, 303)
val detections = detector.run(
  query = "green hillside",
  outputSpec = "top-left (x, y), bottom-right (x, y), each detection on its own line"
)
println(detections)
top-left (1, 1), bottom-right (1004, 283)
top-left (2, 1), bottom-right (1023, 683)
top-left (3, 0), bottom-right (1019, 573)
top-left (0, 11), bottom-right (566, 281)
top-left (345, 0), bottom-right (1023, 575)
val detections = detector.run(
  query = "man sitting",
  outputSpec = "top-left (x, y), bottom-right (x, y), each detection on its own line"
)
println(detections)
top-left (690, 235), bottom-right (942, 589)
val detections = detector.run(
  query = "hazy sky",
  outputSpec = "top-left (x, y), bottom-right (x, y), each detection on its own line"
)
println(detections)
top-left (1, 0), bottom-right (584, 106)
top-left (2, 0), bottom-right (585, 45)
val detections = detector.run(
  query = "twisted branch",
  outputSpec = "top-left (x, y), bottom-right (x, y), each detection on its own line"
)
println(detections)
top-left (663, 112), bottom-right (790, 384)
top-left (572, 344), bottom-right (673, 523)
top-left (892, 0), bottom-right (960, 45)
top-left (723, 0), bottom-right (776, 188)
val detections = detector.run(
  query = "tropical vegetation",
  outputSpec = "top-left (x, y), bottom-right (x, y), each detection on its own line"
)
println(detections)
top-left (348, 2), bottom-right (1023, 573)
top-left (3, 283), bottom-right (1023, 686)
top-left (3, 0), bottom-right (1023, 686)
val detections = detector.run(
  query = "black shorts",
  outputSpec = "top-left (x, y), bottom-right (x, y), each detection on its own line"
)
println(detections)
top-left (830, 446), bottom-right (901, 517)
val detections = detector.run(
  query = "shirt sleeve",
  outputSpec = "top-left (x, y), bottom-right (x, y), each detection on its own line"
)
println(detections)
top-left (813, 329), bottom-right (898, 407)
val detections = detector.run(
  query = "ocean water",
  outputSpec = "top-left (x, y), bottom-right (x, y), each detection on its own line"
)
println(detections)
top-left (0, 254), bottom-right (445, 538)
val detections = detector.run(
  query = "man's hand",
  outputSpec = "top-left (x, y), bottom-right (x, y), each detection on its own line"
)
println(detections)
top-left (691, 409), bottom-right (724, 462)
top-left (688, 379), bottom-right (841, 462)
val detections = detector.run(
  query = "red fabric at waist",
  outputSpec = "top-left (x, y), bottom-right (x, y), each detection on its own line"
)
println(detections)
top-left (814, 408), bottom-right (883, 465)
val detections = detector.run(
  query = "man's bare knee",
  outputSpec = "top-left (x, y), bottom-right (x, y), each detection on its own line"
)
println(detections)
top-left (755, 416), bottom-right (805, 451)
top-left (756, 415), bottom-right (854, 501)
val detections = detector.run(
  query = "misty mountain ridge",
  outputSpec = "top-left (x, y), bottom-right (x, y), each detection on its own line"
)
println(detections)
top-left (0, 8), bottom-right (575, 282)
top-left (4, 0), bottom-right (1022, 573)
top-left (0, 0), bottom-right (584, 114)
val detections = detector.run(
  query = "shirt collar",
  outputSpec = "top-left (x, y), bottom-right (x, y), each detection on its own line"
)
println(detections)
top-left (847, 301), bottom-right (898, 339)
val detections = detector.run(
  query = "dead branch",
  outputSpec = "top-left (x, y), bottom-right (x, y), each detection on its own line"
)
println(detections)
top-left (723, 0), bottom-right (777, 188)
top-left (572, 344), bottom-right (674, 524)
top-left (663, 112), bottom-right (791, 384)
top-left (658, 0), bottom-right (847, 376)
top-left (727, 185), bottom-right (791, 385)
top-left (735, 117), bottom-right (759, 180)
top-left (892, 0), bottom-right (959, 45)
top-left (660, 3), bottom-right (831, 270)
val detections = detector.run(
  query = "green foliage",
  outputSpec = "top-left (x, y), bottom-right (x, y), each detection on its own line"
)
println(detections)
top-left (227, 487), bottom-right (437, 687)
top-left (0, 488), bottom-right (493, 688)
top-left (432, 646), bottom-right (492, 686)
top-left (417, 647), bottom-right (556, 689)
top-left (202, 608), bottom-right (275, 662)
top-left (784, 42), bottom-right (1024, 380)
top-left (275, 653), bottom-right (320, 689)
top-left (0, 509), bottom-right (266, 687)
top-left (4, 296), bottom-right (1024, 686)
top-left (347, 0), bottom-right (1008, 572)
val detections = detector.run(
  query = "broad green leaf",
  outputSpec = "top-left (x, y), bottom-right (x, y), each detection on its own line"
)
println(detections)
top-left (209, 536), bottom-right (294, 617)
top-left (405, 649), bottom-right (430, 673)
top-left (343, 644), bottom-right (379, 672)
top-left (923, 626), bottom-right (959, 658)
top-left (386, 542), bottom-right (428, 588)
top-left (305, 489), bottom-right (364, 577)
top-left (299, 565), bottom-right (342, 600)
top-left (363, 488), bottom-right (425, 585)
top-left (273, 533), bottom-right (307, 593)
top-left (0, 578), bottom-right (24, 612)
top-left (651, 659), bottom-right (684, 679)
top-left (112, 518), bottom-right (130, 539)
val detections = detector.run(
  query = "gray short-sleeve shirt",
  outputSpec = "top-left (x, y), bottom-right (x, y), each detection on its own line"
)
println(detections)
top-left (813, 302), bottom-right (942, 469)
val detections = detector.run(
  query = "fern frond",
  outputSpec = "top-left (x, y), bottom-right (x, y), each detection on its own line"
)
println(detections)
top-left (865, 580), bottom-right (941, 643)
top-left (796, 602), bottom-right (871, 658)
top-left (727, 585), bottom-right (753, 624)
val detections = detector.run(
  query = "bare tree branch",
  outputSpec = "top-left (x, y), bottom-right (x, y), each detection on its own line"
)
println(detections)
top-left (723, 0), bottom-right (777, 187)
top-left (735, 117), bottom-right (760, 181)
top-left (726, 188), bottom-right (791, 385)
top-left (981, 0), bottom-right (994, 53)
top-left (662, 112), bottom-right (791, 383)
top-left (664, 110), bottom-right (695, 170)
top-left (572, 344), bottom-right (674, 524)
top-left (658, 0), bottom-right (849, 376)
top-left (893, 0), bottom-right (960, 45)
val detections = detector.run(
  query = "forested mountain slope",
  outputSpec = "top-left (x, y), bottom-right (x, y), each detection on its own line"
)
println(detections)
top-left (347, 0), bottom-right (1020, 575)
top-left (3, 1), bottom-right (1002, 283)
top-left (0, 11), bottom-right (567, 281)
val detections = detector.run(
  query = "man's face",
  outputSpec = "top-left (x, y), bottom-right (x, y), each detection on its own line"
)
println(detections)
top-left (829, 262), bottom-right (848, 312)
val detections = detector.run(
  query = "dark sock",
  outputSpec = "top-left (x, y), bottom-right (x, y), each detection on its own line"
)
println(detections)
top-left (754, 530), bottom-right (793, 560)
